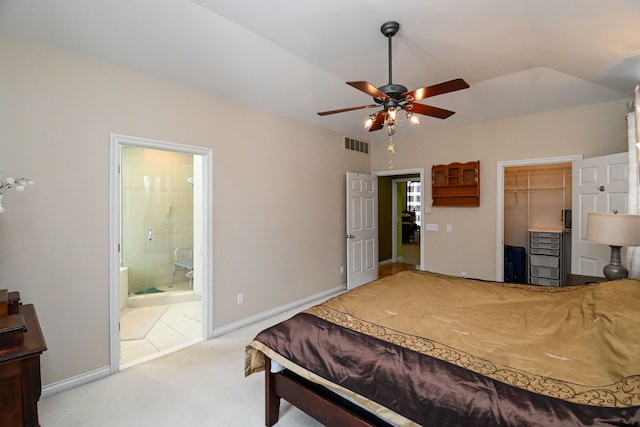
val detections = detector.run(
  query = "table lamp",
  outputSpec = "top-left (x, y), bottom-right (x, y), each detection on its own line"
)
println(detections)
top-left (586, 211), bottom-right (640, 280)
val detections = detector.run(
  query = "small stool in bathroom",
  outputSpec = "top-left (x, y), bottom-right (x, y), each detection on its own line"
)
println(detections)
top-left (170, 247), bottom-right (193, 288)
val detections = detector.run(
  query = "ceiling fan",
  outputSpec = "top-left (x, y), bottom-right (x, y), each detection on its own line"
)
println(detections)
top-left (317, 21), bottom-right (469, 135)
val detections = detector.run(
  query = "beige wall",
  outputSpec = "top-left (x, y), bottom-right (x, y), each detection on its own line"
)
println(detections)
top-left (0, 35), bottom-right (630, 387)
top-left (0, 37), bottom-right (370, 385)
top-left (371, 100), bottom-right (629, 279)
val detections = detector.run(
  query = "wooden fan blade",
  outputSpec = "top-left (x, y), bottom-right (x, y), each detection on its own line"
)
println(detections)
top-left (406, 102), bottom-right (456, 119)
top-left (369, 111), bottom-right (386, 131)
top-left (317, 104), bottom-right (378, 116)
top-left (402, 78), bottom-right (469, 102)
top-left (346, 81), bottom-right (389, 100)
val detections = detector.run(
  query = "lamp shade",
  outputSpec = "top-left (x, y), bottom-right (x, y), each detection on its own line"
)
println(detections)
top-left (586, 212), bottom-right (640, 247)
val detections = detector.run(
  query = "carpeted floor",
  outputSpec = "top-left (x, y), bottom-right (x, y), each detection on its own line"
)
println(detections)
top-left (40, 301), bottom-right (326, 427)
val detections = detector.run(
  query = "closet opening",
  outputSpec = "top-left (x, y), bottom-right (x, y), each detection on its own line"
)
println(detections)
top-left (503, 162), bottom-right (572, 286)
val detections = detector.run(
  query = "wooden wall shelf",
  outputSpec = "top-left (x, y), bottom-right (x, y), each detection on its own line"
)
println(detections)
top-left (432, 161), bottom-right (480, 207)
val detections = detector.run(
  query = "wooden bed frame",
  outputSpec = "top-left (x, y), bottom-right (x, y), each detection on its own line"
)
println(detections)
top-left (263, 356), bottom-right (394, 427)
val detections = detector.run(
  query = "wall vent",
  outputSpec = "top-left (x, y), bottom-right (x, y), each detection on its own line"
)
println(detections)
top-left (344, 137), bottom-right (369, 154)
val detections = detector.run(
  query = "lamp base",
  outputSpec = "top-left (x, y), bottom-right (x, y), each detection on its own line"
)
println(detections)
top-left (603, 263), bottom-right (629, 280)
top-left (603, 245), bottom-right (629, 281)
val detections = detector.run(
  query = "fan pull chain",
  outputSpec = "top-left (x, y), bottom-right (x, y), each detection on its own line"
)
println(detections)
top-left (387, 135), bottom-right (395, 169)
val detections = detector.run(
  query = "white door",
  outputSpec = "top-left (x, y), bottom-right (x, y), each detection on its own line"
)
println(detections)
top-left (572, 152), bottom-right (628, 275)
top-left (346, 172), bottom-right (378, 289)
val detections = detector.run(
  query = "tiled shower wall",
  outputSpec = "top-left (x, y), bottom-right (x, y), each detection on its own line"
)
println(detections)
top-left (121, 146), bottom-right (194, 293)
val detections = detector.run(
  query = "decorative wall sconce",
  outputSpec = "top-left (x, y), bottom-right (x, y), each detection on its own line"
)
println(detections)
top-left (0, 177), bottom-right (35, 213)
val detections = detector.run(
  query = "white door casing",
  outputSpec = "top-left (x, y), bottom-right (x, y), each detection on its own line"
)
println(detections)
top-left (572, 152), bottom-right (628, 276)
top-left (109, 134), bottom-right (214, 374)
top-left (346, 172), bottom-right (378, 289)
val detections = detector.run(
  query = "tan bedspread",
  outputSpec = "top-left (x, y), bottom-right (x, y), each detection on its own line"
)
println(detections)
top-left (246, 270), bottom-right (640, 425)
top-left (311, 270), bottom-right (640, 403)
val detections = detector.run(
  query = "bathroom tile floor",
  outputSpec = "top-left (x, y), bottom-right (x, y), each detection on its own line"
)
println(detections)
top-left (120, 300), bottom-right (203, 366)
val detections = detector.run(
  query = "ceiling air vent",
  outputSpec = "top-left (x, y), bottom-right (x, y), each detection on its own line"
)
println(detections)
top-left (344, 137), bottom-right (369, 154)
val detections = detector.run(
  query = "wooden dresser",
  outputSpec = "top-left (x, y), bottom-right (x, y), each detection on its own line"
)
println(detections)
top-left (0, 291), bottom-right (47, 427)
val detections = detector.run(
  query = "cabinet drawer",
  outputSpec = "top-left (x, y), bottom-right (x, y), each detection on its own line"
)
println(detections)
top-left (530, 235), bottom-right (560, 244)
top-left (530, 248), bottom-right (560, 256)
top-left (530, 255), bottom-right (559, 268)
top-left (530, 231), bottom-right (561, 239)
top-left (530, 241), bottom-right (560, 250)
top-left (531, 266), bottom-right (560, 280)
top-left (530, 276), bottom-right (561, 287)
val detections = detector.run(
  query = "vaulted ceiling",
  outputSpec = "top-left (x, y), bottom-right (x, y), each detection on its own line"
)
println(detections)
top-left (1, 0), bottom-right (639, 141)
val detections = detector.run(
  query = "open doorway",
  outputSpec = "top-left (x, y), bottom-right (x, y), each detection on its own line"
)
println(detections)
top-left (375, 168), bottom-right (425, 270)
top-left (395, 178), bottom-right (421, 265)
top-left (109, 134), bottom-right (213, 373)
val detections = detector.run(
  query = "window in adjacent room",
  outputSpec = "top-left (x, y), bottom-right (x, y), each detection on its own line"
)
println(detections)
top-left (406, 180), bottom-right (421, 226)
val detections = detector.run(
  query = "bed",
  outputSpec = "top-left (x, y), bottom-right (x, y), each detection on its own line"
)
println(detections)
top-left (245, 270), bottom-right (640, 426)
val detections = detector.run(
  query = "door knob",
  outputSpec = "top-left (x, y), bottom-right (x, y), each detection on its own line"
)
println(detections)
top-left (599, 185), bottom-right (605, 192)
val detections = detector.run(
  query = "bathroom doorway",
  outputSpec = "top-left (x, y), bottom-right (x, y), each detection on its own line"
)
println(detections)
top-left (109, 134), bottom-right (213, 373)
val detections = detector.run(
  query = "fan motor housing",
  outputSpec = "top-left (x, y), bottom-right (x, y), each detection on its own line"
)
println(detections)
top-left (375, 83), bottom-right (408, 104)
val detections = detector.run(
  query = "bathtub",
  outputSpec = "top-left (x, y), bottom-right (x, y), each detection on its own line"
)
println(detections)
top-left (126, 288), bottom-right (199, 308)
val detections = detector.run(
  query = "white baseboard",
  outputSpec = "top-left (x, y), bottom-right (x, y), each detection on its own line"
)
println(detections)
top-left (211, 285), bottom-right (344, 337)
top-left (42, 365), bottom-right (111, 397)
top-left (42, 285), bottom-right (345, 396)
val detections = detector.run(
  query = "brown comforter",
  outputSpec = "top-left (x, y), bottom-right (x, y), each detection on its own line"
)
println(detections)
top-left (246, 270), bottom-right (640, 426)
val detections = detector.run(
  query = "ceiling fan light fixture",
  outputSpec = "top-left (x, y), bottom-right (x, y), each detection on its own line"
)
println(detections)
top-left (387, 107), bottom-right (397, 121)
top-left (316, 21), bottom-right (469, 136)
top-left (386, 124), bottom-right (396, 136)
top-left (407, 112), bottom-right (420, 124)
top-left (364, 114), bottom-right (375, 128)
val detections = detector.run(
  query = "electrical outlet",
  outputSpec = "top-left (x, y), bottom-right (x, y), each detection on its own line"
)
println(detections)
top-left (460, 272), bottom-right (467, 278)
top-left (237, 293), bottom-right (244, 304)
top-left (340, 266), bottom-right (344, 274)
top-left (446, 224), bottom-right (452, 232)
